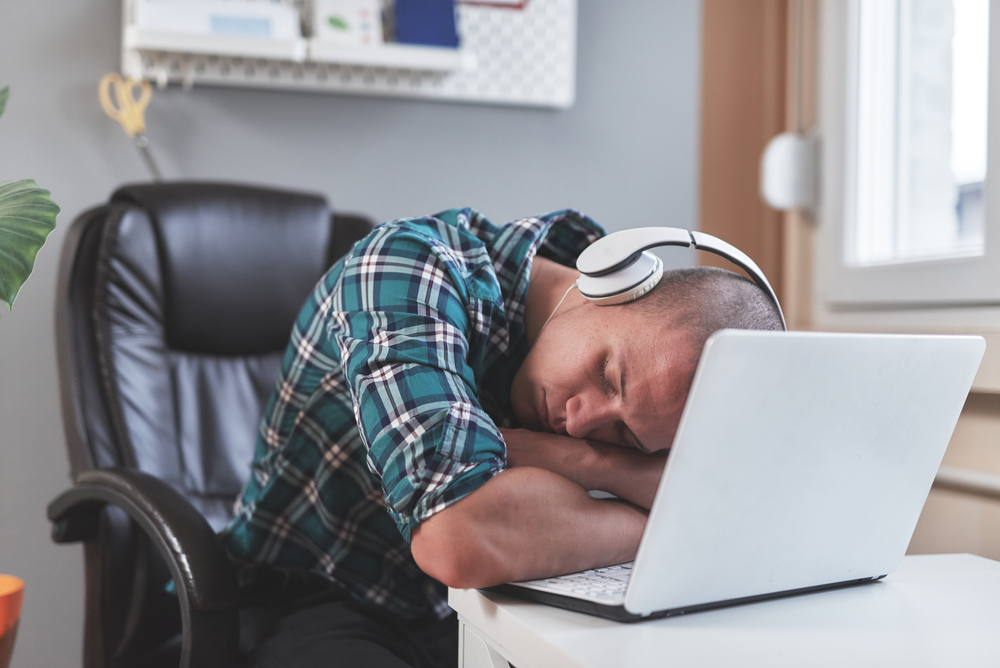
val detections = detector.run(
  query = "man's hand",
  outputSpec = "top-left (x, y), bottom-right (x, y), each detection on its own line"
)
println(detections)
top-left (500, 428), bottom-right (668, 510)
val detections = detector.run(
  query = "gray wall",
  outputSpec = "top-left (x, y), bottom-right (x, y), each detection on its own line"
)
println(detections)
top-left (0, 1), bottom-right (700, 665)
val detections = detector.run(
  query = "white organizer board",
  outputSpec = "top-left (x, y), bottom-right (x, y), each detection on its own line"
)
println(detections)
top-left (121, 0), bottom-right (577, 108)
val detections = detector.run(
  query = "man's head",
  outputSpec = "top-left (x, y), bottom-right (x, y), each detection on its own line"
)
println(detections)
top-left (510, 266), bottom-right (784, 452)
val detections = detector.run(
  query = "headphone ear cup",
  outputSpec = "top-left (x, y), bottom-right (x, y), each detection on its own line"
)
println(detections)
top-left (582, 257), bottom-right (664, 306)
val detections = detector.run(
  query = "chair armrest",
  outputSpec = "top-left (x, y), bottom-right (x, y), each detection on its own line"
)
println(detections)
top-left (48, 468), bottom-right (239, 668)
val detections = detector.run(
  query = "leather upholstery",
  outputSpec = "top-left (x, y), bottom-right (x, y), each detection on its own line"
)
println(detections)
top-left (111, 183), bottom-right (332, 356)
top-left (48, 469), bottom-right (241, 668)
top-left (50, 182), bottom-right (373, 668)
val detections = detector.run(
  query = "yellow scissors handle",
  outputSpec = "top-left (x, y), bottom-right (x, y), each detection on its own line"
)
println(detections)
top-left (99, 73), bottom-right (152, 137)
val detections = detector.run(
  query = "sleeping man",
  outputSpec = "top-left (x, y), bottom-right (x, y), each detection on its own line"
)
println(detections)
top-left (219, 208), bottom-right (783, 668)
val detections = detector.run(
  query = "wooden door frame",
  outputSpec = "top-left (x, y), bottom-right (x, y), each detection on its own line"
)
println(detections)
top-left (698, 0), bottom-right (817, 330)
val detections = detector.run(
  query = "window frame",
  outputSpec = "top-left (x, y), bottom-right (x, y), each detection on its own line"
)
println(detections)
top-left (816, 0), bottom-right (1000, 310)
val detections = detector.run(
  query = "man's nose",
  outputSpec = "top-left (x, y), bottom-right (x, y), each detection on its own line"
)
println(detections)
top-left (564, 392), bottom-right (615, 439)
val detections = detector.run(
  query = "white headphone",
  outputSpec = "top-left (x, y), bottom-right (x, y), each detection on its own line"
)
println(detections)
top-left (573, 227), bottom-right (786, 330)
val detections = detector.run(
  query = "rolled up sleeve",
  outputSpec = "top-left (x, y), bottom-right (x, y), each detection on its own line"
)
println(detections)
top-left (330, 222), bottom-right (508, 542)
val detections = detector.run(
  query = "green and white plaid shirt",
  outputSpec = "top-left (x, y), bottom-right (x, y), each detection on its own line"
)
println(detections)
top-left (220, 207), bottom-right (603, 620)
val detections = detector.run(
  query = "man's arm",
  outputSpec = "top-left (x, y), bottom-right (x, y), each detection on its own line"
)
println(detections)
top-left (500, 428), bottom-right (668, 510)
top-left (410, 466), bottom-right (646, 589)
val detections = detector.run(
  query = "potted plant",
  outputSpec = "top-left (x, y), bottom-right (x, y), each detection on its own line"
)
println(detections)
top-left (0, 85), bottom-right (59, 311)
top-left (0, 575), bottom-right (23, 668)
top-left (0, 84), bottom-right (58, 667)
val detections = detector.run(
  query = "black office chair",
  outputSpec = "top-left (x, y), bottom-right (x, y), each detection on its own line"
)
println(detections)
top-left (46, 182), bottom-right (373, 668)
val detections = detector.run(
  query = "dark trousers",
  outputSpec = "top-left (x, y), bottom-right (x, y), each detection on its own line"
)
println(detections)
top-left (238, 568), bottom-right (458, 668)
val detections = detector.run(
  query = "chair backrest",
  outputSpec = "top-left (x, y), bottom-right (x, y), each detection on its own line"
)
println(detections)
top-left (55, 181), bottom-right (372, 666)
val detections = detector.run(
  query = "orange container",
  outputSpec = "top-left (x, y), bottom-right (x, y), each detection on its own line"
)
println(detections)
top-left (0, 576), bottom-right (24, 668)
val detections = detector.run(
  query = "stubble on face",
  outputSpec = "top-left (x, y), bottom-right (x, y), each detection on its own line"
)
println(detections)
top-left (510, 303), bottom-right (699, 452)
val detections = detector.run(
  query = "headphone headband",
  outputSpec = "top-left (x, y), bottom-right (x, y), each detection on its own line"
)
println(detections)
top-left (575, 227), bottom-right (786, 329)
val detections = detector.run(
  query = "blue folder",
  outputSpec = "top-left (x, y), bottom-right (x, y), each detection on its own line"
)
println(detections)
top-left (395, 0), bottom-right (460, 48)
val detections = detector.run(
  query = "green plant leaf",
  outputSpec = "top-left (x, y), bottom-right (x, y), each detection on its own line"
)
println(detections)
top-left (0, 180), bottom-right (59, 310)
top-left (0, 86), bottom-right (8, 119)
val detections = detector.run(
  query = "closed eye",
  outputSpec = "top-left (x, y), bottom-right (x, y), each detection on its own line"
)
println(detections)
top-left (600, 358), bottom-right (616, 396)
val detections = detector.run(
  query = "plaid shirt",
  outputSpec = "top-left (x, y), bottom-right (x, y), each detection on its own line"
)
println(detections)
top-left (220, 208), bottom-right (603, 620)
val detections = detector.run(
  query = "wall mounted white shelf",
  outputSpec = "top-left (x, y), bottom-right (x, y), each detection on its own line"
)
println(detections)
top-left (124, 27), bottom-right (472, 71)
top-left (125, 26), bottom-right (308, 62)
top-left (307, 40), bottom-right (471, 72)
top-left (120, 0), bottom-right (577, 108)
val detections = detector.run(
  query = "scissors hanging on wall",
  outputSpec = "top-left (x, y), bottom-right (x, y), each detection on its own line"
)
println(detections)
top-left (99, 72), bottom-right (164, 181)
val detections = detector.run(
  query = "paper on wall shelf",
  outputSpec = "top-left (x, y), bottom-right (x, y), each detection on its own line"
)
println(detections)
top-left (134, 0), bottom-right (301, 40)
top-left (312, 0), bottom-right (384, 46)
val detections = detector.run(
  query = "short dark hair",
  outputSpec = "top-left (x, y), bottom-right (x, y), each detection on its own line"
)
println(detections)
top-left (624, 266), bottom-right (784, 352)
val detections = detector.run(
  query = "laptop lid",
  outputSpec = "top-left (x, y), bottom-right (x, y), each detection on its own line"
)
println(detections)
top-left (624, 330), bottom-right (985, 616)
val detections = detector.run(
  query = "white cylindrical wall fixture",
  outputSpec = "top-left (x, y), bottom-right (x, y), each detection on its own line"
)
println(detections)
top-left (759, 131), bottom-right (818, 213)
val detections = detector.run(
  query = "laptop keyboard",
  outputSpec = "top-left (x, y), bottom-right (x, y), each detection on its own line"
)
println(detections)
top-left (514, 562), bottom-right (633, 602)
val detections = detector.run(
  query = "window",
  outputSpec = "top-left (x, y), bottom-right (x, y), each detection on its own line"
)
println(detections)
top-left (817, 0), bottom-right (1000, 309)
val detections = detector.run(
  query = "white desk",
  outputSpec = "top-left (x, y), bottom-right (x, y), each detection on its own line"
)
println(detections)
top-left (450, 554), bottom-right (1000, 668)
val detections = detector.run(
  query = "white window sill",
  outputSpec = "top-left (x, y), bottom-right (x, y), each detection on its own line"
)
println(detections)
top-left (811, 305), bottom-right (1000, 394)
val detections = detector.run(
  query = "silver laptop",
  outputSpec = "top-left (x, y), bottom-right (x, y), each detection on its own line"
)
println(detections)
top-left (489, 330), bottom-right (985, 621)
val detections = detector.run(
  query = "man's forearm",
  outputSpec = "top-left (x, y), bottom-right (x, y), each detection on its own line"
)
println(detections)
top-left (576, 440), bottom-right (667, 509)
top-left (501, 428), bottom-right (667, 509)
top-left (410, 467), bottom-right (646, 589)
